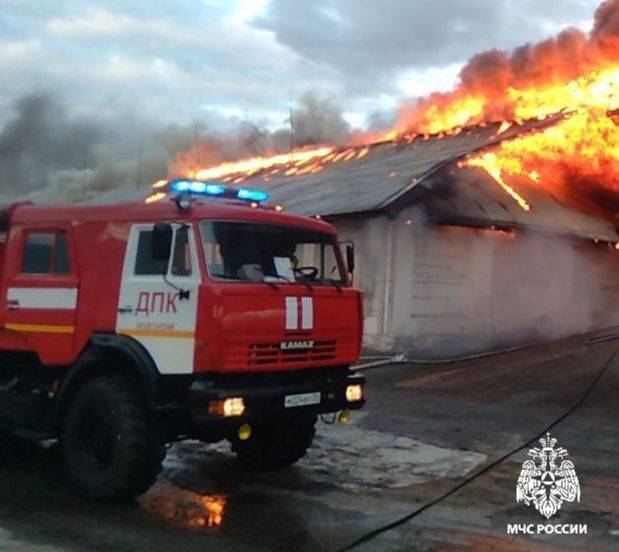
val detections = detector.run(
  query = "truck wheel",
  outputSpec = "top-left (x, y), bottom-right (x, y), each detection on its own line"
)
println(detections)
top-left (231, 416), bottom-right (316, 469)
top-left (60, 375), bottom-right (165, 501)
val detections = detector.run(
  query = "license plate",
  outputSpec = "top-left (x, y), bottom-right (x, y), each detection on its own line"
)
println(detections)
top-left (284, 391), bottom-right (321, 408)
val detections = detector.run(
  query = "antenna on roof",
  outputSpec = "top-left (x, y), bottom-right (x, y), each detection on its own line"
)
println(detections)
top-left (194, 120), bottom-right (201, 167)
top-left (289, 89), bottom-right (295, 154)
top-left (136, 136), bottom-right (144, 189)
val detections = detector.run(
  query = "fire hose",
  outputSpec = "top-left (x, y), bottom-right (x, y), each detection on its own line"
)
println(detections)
top-left (338, 338), bottom-right (619, 551)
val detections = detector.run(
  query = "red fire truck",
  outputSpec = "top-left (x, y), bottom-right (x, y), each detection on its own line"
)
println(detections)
top-left (0, 181), bottom-right (365, 500)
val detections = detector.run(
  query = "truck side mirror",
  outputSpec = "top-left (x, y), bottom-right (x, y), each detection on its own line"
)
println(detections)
top-left (345, 243), bottom-right (355, 274)
top-left (152, 223), bottom-right (173, 262)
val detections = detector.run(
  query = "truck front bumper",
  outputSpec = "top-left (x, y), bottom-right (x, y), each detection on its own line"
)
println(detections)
top-left (183, 368), bottom-right (365, 436)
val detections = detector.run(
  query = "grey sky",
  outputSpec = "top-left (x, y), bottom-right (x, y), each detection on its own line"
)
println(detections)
top-left (0, 0), bottom-right (601, 133)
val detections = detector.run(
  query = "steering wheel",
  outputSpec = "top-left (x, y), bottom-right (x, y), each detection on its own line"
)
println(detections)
top-left (293, 266), bottom-right (319, 279)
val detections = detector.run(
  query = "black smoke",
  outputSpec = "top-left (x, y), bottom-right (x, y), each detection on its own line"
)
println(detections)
top-left (0, 91), bottom-right (351, 203)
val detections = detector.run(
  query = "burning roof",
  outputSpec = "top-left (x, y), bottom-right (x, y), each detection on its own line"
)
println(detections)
top-left (173, 117), bottom-right (560, 218)
top-left (142, 1), bottom-right (618, 241)
top-left (143, 113), bottom-right (617, 242)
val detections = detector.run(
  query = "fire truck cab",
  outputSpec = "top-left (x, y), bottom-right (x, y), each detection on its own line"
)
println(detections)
top-left (0, 184), bottom-right (364, 500)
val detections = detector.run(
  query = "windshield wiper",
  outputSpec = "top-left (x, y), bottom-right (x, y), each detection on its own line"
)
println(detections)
top-left (265, 274), bottom-right (315, 293)
top-left (261, 277), bottom-right (281, 290)
top-left (291, 277), bottom-right (314, 292)
top-left (324, 280), bottom-right (344, 292)
top-left (297, 280), bottom-right (314, 292)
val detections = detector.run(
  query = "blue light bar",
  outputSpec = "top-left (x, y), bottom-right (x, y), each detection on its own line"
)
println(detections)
top-left (236, 188), bottom-right (269, 202)
top-left (170, 180), bottom-right (226, 196)
top-left (168, 179), bottom-right (269, 204)
top-left (205, 183), bottom-right (226, 195)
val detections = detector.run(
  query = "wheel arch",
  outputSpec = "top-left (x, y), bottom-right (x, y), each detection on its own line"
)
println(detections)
top-left (49, 333), bottom-right (161, 432)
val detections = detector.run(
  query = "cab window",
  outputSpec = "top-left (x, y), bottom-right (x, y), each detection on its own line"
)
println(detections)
top-left (54, 232), bottom-right (70, 275)
top-left (135, 230), bottom-right (168, 276)
top-left (134, 226), bottom-right (192, 277)
top-left (200, 221), bottom-right (346, 285)
top-left (22, 231), bottom-right (71, 275)
top-left (171, 226), bottom-right (192, 277)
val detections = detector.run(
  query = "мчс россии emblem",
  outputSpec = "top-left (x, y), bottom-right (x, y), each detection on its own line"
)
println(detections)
top-left (516, 432), bottom-right (580, 519)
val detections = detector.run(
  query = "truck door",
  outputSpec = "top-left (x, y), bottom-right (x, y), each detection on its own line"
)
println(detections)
top-left (116, 223), bottom-right (201, 375)
top-left (4, 228), bottom-right (78, 365)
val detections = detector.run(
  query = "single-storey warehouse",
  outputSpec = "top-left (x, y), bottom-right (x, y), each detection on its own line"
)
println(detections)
top-left (222, 117), bottom-right (619, 357)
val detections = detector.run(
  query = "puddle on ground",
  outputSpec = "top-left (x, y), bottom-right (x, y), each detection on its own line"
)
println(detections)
top-left (164, 417), bottom-right (487, 492)
top-left (141, 486), bottom-right (227, 531)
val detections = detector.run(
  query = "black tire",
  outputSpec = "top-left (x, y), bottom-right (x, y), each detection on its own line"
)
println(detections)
top-left (231, 416), bottom-right (316, 469)
top-left (60, 375), bottom-right (165, 501)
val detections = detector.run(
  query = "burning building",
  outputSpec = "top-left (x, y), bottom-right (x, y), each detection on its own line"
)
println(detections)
top-left (152, 114), bottom-right (618, 358)
top-left (138, 0), bottom-right (619, 357)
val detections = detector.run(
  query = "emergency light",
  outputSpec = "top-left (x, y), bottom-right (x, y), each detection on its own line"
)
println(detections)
top-left (169, 179), bottom-right (269, 203)
top-left (171, 180), bottom-right (226, 195)
top-left (236, 188), bottom-right (269, 202)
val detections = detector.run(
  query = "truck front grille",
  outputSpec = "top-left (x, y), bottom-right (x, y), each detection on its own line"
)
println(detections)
top-left (248, 340), bottom-right (337, 366)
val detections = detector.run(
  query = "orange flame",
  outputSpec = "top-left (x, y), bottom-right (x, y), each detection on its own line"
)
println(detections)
top-left (194, 147), bottom-right (333, 181)
top-left (465, 153), bottom-right (532, 211)
top-left (159, 1), bottom-right (618, 217)
top-left (464, 68), bottom-right (618, 212)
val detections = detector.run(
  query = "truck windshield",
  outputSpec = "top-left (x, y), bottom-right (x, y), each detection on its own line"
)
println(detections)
top-left (200, 221), bottom-right (347, 286)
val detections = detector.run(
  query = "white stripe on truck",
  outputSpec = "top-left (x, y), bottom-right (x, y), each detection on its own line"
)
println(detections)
top-left (7, 288), bottom-right (78, 310)
top-left (301, 297), bottom-right (313, 329)
top-left (285, 296), bottom-right (314, 330)
top-left (285, 296), bottom-right (298, 330)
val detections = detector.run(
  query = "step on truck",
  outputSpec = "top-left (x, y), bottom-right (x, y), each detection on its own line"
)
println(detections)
top-left (0, 181), bottom-right (365, 500)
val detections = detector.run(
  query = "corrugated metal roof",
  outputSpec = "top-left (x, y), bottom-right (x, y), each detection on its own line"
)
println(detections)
top-left (93, 114), bottom-right (617, 241)
top-left (236, 117), bottom-right (562, 217)
top-left (231, 114), bottom-right (616, 241)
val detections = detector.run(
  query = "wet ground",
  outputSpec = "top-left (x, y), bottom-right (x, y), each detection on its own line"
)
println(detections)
top-left (0, 331), bottom-right (617, 551)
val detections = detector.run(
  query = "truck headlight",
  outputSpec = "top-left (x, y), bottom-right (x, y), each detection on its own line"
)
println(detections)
top-left (208, 397), bottom-right (245, 417)
top-left (345, 384), bottom-right (364, 403)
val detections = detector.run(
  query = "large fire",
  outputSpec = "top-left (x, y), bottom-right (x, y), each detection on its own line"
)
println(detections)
top-left (464, 68), bottom-right (618, 214)
top-left (156, 0), bottom-right (619, 219)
